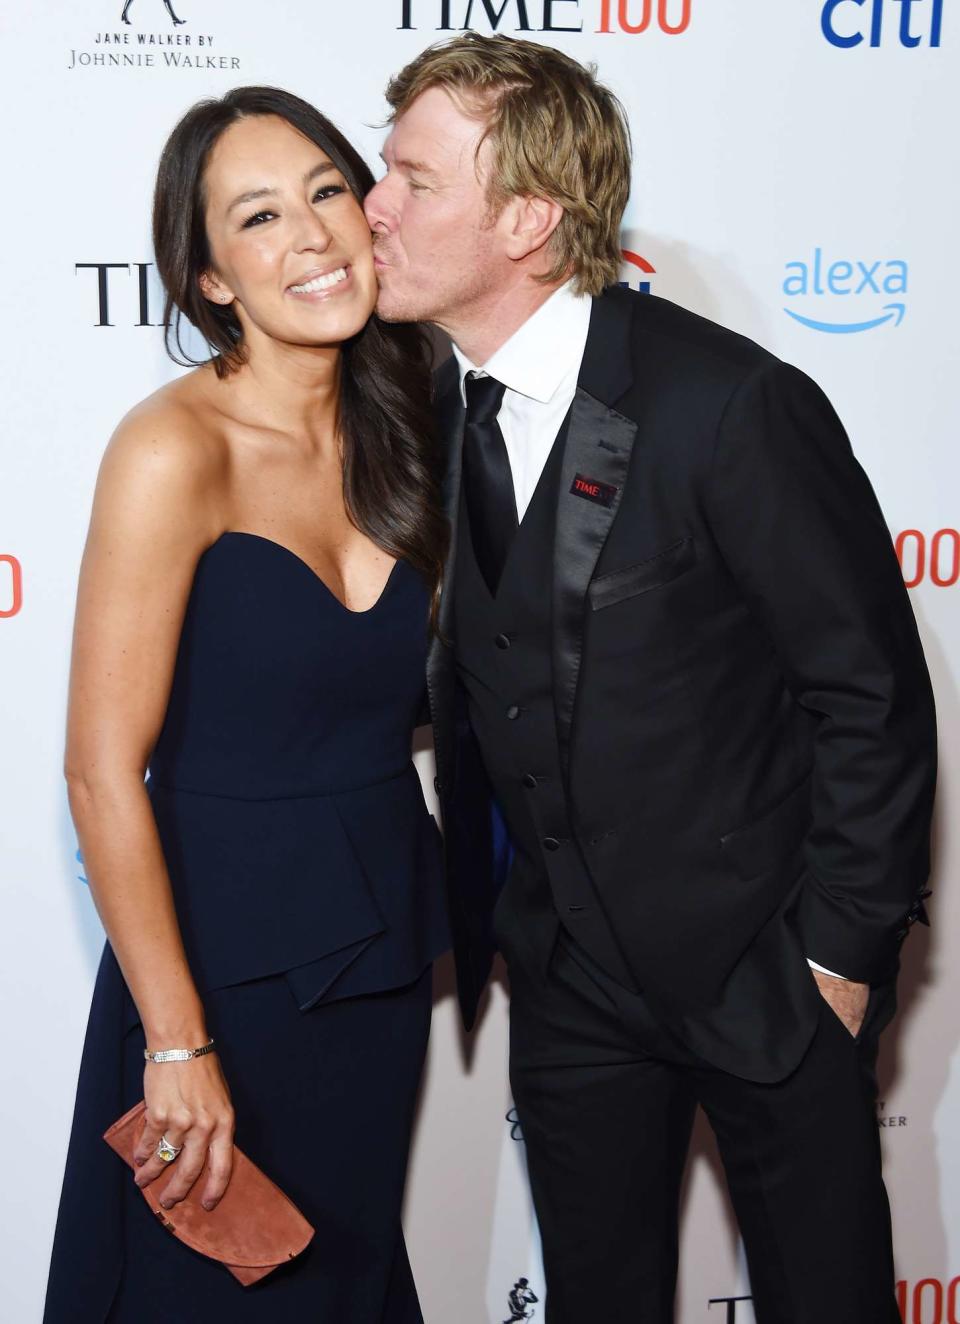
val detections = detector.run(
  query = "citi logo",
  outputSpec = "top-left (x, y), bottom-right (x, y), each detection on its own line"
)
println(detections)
top-left (782, 249), bottom-right (907, 334)
top-left (619, 250), bottom-right (656, 294)
top-left (821, 0), bottom-right (944, 47)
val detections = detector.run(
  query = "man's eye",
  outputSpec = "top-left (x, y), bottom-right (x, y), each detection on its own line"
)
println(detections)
top-left (409, 181), bottom-right (427, 193)
top-left (242, 210), bottom-right (275, 228)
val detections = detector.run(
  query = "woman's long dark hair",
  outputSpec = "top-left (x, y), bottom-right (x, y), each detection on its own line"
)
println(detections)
top-left (152, 86), bottom-right (446, 611)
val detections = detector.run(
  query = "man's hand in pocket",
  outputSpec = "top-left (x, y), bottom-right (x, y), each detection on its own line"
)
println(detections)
top-left (813, 970), bottom-right (870, 1038)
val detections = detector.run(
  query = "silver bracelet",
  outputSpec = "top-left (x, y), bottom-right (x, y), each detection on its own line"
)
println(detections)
top-left (144, 1038), bottom-right (216, 1064)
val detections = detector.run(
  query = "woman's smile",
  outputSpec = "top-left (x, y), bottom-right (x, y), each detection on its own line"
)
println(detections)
top-left (286, 263), bottom-right (353, 300)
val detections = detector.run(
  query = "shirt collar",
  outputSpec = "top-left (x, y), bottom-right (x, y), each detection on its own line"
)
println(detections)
top-left (451, 280), bottom-right (592, 407)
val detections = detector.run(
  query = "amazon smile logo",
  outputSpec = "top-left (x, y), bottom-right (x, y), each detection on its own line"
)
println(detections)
top-left (782, 248), bottom-right (908, 334)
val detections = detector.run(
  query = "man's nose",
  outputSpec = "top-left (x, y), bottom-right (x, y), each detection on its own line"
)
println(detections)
top-left (364, 177), bottom-right (394, 232)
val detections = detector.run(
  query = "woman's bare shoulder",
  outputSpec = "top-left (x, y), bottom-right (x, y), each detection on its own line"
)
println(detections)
top-left (102, 370), bottom-right (230, 495)
top-left (94, 370), bottom-right (230, 538)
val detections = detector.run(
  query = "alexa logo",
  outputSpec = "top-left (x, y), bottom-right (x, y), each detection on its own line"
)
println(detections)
top-left (619, 250), bottom-right (656, 294)
top-left (782, 248), bottom-right (908, 334)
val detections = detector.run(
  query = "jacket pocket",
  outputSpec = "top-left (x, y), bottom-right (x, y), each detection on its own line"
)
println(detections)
top-left (589, 537), bottom-right (697, 611)
top-left (720, 775), bottom-right (812, 881)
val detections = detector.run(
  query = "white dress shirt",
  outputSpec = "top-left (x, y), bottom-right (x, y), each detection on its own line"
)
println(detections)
top-left (452, 280), bottom-right (591, 520)
top-left (450, 283), bottom-right (847, 983)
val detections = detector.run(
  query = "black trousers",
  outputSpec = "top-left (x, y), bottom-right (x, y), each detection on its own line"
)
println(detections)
top-left (506, 933), bottom-right (900, 1324)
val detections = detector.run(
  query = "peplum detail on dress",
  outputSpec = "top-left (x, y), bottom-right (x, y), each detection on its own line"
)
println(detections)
top-left (129, 764), bottom-right (446, 1032)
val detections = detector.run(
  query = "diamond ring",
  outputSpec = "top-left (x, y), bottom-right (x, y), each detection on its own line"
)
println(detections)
top-left (156, 1135), bottom-right (183, 1164)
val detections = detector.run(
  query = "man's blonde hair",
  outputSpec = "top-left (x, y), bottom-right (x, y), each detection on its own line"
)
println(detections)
top-left (385, 33), bottom-right (631, 296)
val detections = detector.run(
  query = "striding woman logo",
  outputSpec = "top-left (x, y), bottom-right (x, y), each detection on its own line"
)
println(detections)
top-left (121, 0), bottom-right (186, 24)
top-left (504, 1279), bottom-right (538, 1322)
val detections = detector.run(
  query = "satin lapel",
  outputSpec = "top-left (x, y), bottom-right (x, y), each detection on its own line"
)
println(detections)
top-left (552, 290), bottom-right (638, 784)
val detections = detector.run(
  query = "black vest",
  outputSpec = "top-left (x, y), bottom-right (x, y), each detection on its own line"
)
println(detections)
top-left (453, 425), bottom-right (634, 984)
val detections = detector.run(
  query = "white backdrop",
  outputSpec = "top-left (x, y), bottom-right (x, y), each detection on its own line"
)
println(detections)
top-left (1, 3), bottom-right (957, 1321)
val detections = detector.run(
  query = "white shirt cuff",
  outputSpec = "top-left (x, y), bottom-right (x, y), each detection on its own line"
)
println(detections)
top-left (807, 958), bottom-right (850, 981)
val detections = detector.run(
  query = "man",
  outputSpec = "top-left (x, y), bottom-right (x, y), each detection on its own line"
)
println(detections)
top-left (365, 33), bottom-right (937, 1324)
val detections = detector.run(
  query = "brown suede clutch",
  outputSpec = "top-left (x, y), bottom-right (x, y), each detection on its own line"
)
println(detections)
top-left (104, 1100), bottom-right (315, 1286)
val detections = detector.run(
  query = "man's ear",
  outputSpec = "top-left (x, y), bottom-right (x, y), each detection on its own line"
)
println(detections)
top-left (199, 270), bottom-right (235, 306)
top-left (501, 194), bottom-right (565, 263)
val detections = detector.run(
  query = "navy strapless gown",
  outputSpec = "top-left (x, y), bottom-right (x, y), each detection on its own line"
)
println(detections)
top-left (44, 533), bottom-right (450, 1323)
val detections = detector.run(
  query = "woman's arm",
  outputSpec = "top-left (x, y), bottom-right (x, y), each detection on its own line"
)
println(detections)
top-left (66, 399), bottom-right (234, 1209)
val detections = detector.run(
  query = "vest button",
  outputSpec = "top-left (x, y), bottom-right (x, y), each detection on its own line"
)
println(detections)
top-left (495, 633), bottom-right (511, 650)
top-left (522, 774), bottom-right (538, 790)
top-left (542, 837), bottom-right (561, 852)
top-left (506, 705), bottom-right (521, 720)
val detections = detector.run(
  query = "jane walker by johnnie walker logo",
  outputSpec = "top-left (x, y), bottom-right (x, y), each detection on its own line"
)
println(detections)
top-left (68, 2), bottom-right (241, 72)
top-left (122, 0), bottom-right (187, 24)
top-left (504, 1278), bottom-right (539, 1321)
top-left (876, 1099), bottom-right (908, 1129)
top-left (505, 1107), bottom-right (525, 1141)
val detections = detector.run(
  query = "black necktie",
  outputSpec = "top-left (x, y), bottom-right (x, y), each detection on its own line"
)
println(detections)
top-left (461, 372), bottom-right (518, 595)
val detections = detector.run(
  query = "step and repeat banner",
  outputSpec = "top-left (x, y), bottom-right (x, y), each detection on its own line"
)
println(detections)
top-left (1, 3), bottom-right (956, 1321)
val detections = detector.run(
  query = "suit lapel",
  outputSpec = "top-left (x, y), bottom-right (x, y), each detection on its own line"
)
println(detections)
top-left (552, 290), bottom-right (638, 784)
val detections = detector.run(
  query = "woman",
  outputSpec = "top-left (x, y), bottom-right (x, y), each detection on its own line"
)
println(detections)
top-left (44, 87), bottom-right (449, 1323)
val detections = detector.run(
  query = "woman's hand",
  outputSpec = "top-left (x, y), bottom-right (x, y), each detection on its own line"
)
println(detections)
top-left (133, 1053), bottom-right (235, 1212)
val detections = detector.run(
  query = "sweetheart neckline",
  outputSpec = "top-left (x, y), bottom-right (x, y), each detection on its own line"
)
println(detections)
top-left (208, 532), bottom-right (403, 616)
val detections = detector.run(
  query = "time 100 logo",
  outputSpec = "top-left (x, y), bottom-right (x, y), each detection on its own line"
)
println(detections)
top-left (896, 530), bottom-right (959, 588)
top-left (710, 1277), bottom-right (960, 1321)
top-left (0, 555), bottom-right (22, 618)
top-left (896, 1276), bottom-right (960, 1324)
top-left (397, 0), bottom-right (692, 33)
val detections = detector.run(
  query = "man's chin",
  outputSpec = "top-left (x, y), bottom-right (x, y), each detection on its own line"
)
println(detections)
top-left (375, 293), bottom-right (416, 324)
top-left (374, 298), bottom-right (402, 323)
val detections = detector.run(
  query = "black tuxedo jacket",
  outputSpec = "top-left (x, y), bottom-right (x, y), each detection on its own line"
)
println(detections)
top-left (427, 286), bottom-right (936, 1071)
